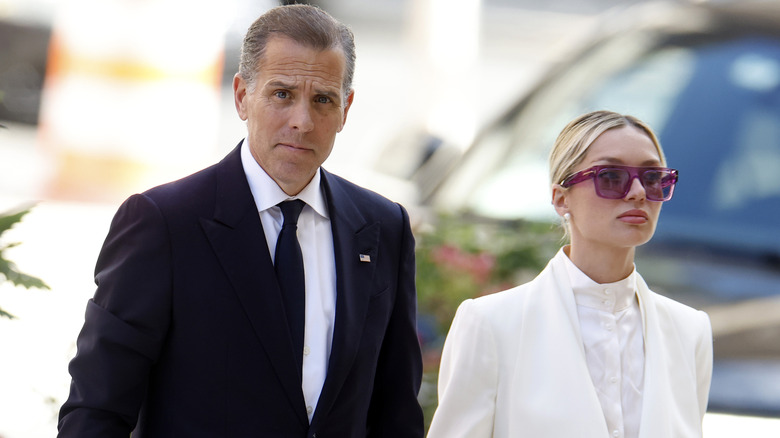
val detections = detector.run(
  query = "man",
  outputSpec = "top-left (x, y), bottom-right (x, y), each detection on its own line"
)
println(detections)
top-left (58, 5), bottom-right (424, 437)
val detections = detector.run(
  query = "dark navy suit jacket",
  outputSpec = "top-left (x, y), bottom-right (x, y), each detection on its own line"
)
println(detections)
top-left (58, 144), bottom-right (424, 437)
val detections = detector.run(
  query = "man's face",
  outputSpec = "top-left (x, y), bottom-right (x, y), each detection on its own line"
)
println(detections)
top-left (233, 36), bottom-right (353, 195)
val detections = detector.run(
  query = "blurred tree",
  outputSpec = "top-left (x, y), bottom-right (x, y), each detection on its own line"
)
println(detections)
top-left (0, 206), bottom-right (49, 319)
top-left (414, 212), bottom-right (562, 429)
top-left (415, 213), bottom-right (561, 342)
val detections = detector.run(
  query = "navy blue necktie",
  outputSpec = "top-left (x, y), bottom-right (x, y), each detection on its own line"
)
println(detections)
top-left (275, 200), bottom-right (306, 373)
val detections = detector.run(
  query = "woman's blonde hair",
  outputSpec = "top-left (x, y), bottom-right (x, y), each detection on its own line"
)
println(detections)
top-left (549, 110), bottom-right (666, 187)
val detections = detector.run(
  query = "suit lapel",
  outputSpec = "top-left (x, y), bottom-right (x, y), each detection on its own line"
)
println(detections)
top-left (312, 170), bottom-right (380, 423)
top-left (542, 255), bottom-right (609, 433)
top-left (199, 145), bottom-right (308, 426)
top-left (636, 280), bottom-right (701, 438)
top-left (637, 289), bottom-right (667, 438)
top-left (636, 283), bottom-right (684, 438)
top-left (510, 252), bottom-right (610, 435)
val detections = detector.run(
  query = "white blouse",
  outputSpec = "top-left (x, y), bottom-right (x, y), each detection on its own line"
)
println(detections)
top-left (563, 255), bottom-right (645, 438)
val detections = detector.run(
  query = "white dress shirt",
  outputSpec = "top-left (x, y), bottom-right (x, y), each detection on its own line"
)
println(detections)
top-left (240, 139), bottom-right (336, 422)
top-left (563, 254), bottom-right (645, 438)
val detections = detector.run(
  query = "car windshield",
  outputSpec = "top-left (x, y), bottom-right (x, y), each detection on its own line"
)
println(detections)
top-left (454, 36), bottom-right (780, 257)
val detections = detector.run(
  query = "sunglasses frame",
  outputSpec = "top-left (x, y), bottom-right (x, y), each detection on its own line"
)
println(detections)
top-left (560, 165), bottom-right (678, 201)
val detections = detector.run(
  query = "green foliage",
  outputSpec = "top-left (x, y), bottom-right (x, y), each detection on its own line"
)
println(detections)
top-left (415, 212), bottom-right (561, 340)
top-left (414, 212), bottom-right (562, 431)
top-left (0, 206), bottom-right (50, 319)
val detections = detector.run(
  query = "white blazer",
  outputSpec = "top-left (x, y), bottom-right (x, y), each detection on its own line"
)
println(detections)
top-left (427, 249), bottom-right (712, 438)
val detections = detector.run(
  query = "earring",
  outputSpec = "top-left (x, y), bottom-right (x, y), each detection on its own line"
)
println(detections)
top-left (563, 212), bottom-right (571, 222)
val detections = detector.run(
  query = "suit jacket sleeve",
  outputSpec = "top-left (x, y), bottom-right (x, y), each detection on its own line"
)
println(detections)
top-left (58, 194), bottom-right (172, 436)
top-left (366, 203), bottom-right (425, 438)
top-left (427, 299), bottom-right (498, 438)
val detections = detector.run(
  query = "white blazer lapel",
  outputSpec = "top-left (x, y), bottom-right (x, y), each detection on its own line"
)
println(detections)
top-left (506, 252), bottom-right (610, 436)
top-left (636, 276), bottom-right (706, 438)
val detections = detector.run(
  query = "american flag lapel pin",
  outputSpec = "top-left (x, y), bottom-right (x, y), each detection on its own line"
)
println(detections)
top-left (359, 254), bottom-right (371, 263)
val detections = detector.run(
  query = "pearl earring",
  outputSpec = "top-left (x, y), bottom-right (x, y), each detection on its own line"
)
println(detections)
top-left (563, 213), bottom-right (571, 222)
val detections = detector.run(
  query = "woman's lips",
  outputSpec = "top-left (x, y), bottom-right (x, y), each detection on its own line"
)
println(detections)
top-left (618, 209), bottom-right (649, 224)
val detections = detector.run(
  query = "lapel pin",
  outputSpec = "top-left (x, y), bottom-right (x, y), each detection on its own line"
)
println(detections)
top-left (359, 254), bottom-right (371, 263)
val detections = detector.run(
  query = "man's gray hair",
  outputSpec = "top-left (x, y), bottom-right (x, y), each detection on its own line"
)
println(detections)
top-left (238, 4), bottom-right (356, 101)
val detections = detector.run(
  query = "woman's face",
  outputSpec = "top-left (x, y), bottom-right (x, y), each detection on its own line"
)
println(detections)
top-left (553, 126), bottom-right (665, 255)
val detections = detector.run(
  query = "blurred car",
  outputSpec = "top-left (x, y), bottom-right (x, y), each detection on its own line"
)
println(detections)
top-left (418, 0), bottom-right (780, 424)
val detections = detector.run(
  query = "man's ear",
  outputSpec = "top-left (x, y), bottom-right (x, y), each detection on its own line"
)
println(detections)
top-left (552, 184), bottom-right (570, 217)
top-left (233, 73), bottom-right (249, 121)
top-left (338, 90), bottom-right (355, 132)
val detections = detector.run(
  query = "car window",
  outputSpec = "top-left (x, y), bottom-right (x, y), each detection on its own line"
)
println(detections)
top-left (646, 38), bottom-right (780, 254)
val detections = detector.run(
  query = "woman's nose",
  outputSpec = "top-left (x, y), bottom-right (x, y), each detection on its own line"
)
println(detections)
top-left (624, 176), bottom-right (646, 201)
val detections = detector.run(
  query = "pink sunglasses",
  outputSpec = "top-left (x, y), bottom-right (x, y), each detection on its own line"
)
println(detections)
top-left (560, 165), bottom-right (678, 201)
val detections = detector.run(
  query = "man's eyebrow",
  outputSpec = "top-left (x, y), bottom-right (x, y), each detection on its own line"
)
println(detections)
top-left (316, 89), bottom-right (341, 100)
top-left (266, 81), bottom-right (340, 100)
top-left (268, 80), bottom-right (296, 89)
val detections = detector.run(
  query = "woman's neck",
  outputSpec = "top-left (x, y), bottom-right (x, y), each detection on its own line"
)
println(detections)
top-left (564, 244), bottom-right (635, 284)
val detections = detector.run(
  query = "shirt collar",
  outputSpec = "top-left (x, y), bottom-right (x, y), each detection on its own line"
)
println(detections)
top-left (561, 249), bottom-right (638, 313)
top-left (240, 138), bottom-right (329, 219)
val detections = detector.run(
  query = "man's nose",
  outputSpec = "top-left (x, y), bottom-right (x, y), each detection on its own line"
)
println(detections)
top-left (289, 101), bottom-right (314, 132)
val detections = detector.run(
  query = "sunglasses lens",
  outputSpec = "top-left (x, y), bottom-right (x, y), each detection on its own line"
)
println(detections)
top-left (641, 170), bottom-right (671, 201)
top-left (593, 168), bottom-right (676, 201)
top-left (595, 169), bottom-right (630, 199)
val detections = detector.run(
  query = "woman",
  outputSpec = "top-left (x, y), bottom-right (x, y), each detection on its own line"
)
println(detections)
top-left (427, 111), bottom-right (712, 438)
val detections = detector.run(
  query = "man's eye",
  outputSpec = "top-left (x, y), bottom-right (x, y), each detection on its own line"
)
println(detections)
top-left (315, 95), bottom-right (332, 104)
top-left (274, 91), bottom-right (289, 99)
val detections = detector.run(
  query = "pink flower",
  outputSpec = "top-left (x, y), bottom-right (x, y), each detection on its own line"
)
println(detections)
top-left (431, 244), bottom-right (495, 285)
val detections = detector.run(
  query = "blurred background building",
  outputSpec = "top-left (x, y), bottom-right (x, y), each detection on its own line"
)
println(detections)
top-left (1, 0), bottom-right (780, 436)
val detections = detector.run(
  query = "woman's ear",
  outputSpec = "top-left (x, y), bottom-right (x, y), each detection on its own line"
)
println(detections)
top-left (552, 184), bottom-right (569, 218)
